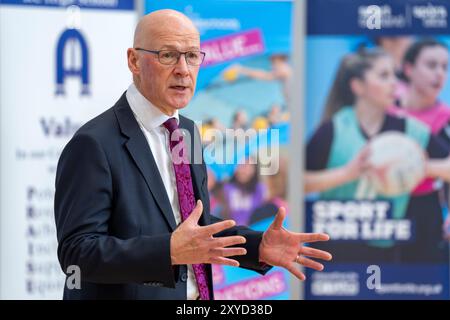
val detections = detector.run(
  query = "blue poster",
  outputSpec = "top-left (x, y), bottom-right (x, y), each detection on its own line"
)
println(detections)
top-left (305, 0), bottom-right (450, 299)
top-left (146, 0), bottom-right (293, 300)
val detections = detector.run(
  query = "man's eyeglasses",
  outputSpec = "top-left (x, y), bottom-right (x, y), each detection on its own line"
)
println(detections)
top-left (135, 48), bottom-right (206, 66)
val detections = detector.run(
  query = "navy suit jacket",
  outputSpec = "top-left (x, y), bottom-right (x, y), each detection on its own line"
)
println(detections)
top-left (54, 92), bottom-right (271, 300)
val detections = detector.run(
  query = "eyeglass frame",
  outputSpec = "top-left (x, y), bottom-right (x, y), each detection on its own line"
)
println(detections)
top-left (134, 48), bottom-right (206, 66)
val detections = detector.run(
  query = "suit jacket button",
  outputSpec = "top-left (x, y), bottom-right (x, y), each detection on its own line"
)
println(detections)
top-left (181, 273), bottom-right (188, 282)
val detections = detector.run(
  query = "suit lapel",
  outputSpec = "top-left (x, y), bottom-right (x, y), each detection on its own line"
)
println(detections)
top-left (114, 94), bottom-right (177, 231)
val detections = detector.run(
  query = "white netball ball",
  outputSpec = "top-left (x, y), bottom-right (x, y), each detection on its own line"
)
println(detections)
top-left (367, 132), bottom-right (426, 196)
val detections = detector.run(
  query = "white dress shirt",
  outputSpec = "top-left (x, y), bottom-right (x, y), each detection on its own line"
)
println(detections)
top-left (126, 83), bottom-right (200, 300)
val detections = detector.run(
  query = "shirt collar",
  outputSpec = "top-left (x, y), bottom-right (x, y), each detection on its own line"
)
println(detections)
top-left (126, 83), bottom-right (179, 132)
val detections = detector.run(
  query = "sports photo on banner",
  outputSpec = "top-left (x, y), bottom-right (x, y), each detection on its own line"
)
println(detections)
top-left (304, 0), bottom-right (450, 299)
top-left (146, 0), bottom-right (293, 300)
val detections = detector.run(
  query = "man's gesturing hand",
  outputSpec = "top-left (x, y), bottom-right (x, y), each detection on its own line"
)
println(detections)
top-left (170, 200), bottom-right (247, 266)
top-left (259, 207), bottom-right (332, 280)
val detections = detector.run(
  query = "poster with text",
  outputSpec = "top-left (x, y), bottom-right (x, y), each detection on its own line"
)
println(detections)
top-left (305, 0), bottom-right (450, 299)
top-left (0, 0), bottom-right (136, 299)
top-left (146, 0), bottom-right (293, 300)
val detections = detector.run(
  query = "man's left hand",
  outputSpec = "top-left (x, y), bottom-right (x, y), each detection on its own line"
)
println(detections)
top-left (259, 207), bottom-right (332, 280)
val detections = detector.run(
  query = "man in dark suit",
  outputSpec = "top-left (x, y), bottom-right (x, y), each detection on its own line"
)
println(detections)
top-left (54, 9), bottom-right (332, 300)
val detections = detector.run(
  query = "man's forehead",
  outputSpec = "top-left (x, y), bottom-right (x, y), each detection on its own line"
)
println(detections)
top-left (151, 32), bottom-right (200, 49)
top-left (134, 11), bottom-right (200, 48)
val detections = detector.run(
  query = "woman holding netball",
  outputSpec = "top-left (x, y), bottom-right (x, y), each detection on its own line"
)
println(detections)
top-left (305, 48), bottom-right (449, 264)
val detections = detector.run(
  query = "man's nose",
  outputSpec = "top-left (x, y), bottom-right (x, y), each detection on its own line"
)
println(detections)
top-left (173, 53), bottom-right (190, 76)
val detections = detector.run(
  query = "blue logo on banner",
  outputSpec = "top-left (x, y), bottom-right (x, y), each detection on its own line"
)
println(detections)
top-left (55, 28), bottom-right (90, 96)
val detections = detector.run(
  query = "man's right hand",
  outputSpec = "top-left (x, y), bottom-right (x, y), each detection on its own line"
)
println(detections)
top-left (170, 200), bottom-right (247, 266)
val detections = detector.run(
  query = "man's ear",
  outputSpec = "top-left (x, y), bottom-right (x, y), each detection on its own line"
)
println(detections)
top-left (127, 48), bottom-right (139, 75)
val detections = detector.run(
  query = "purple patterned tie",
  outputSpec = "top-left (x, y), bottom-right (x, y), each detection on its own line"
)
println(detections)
top-left (163, 118), bottom-right (211, 300)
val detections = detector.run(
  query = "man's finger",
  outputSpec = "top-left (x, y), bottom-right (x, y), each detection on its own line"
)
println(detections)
top-left (299, 247), bottom-right (332, 261)
top-left (285, 263), bottom-right (306, 281)
top-left (210, 247), bottom-right (247, 258)
top-left (297, 256), bottom-right (324, 271)
top-left (200, 219), bottom-right (236, 236)
top-left (297, 233), bottom-right (330, 243)
top-left (209, 257), bottom-right (240, 267)
top-left (210, 235), bottom-right (246, 248)
top-left (270, 207), bottom-right (286, 230)
top-left (186, 200), bottom-right (203, 224)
